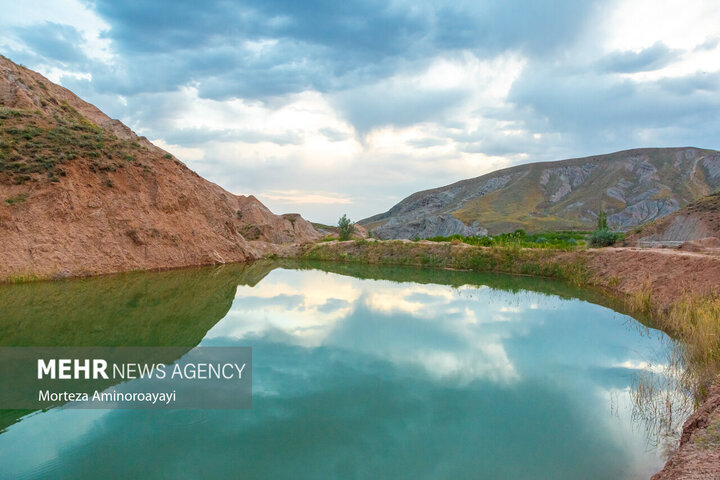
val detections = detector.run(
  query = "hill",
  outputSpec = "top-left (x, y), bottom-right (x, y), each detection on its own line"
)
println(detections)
top-left (625, 191), bottom-right (720, 247)
top-left (0, 55), bottom-right (320, 281)
top-left (359, 148), bottom-right (720, 239)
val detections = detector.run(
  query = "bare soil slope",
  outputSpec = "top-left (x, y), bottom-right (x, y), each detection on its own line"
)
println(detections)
top-left (652, 379), bottom-right (720, 480)
top-left (627, 192), bottom-right (720, 248)
top-left (0, 56), bottom-right (320, 281)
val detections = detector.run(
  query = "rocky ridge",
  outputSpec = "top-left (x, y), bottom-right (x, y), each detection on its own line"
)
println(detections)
top-left (361, 148), bottom-right (720, 239)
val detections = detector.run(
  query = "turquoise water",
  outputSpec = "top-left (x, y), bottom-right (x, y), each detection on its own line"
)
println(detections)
top-left (0, 262), bottom-right (687, 479)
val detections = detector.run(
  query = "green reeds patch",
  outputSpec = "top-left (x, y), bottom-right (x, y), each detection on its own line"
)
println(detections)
top-left (304, 241), bottom-right (590, 286)
top-left (427, 230), bottom-right (590, 250)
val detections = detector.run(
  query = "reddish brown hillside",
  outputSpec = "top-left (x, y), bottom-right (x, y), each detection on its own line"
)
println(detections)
top-left (0, 55), bottom-right (320, 281)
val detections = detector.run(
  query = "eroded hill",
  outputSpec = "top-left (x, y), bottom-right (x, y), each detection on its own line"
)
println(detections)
top-left (0, 56), bottom-right (320, 281)
top-left (360, 148), bottom-right (720, 239)
top-left (626, 191), bottom-right (720, 247)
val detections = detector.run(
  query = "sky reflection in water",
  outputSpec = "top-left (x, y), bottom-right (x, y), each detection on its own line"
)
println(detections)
top-left (0, 267), bottom-right (683, 480)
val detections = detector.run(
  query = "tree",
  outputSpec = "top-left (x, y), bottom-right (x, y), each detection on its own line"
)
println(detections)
top-left (597, 210), bottom-right (608, 231)
top-left (338, 214), bottom-right (355, 240)
top-left (589, 209), bottom-right (618, 247)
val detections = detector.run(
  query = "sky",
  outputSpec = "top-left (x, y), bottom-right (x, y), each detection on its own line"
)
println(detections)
top-left (1, 0), bottom-right (719, 223)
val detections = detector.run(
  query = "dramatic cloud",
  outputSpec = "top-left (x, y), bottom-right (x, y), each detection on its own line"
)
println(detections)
top-left (1, 0), bottom-right (718, 222)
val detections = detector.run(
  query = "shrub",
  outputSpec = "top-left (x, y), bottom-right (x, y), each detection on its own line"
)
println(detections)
top-left (588, 229), bottom-right (619, 247)
top-left (587, 210), bottom-right (620, 247)
top-left (5, 193), bottom-right (28, 205)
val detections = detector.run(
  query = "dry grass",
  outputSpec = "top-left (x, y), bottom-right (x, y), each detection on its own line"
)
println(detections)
top-left (626, 280), bottom-right (654, 316)
top-left (625, 283), bottom-right (720, 400)
top-left (630, 348), bottom-right (694, 457)
top-left (665, 290), bottom-right (720, 396)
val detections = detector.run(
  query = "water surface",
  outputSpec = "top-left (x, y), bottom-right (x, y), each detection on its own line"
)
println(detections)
top-left (0, 261), bottom-right (688, 479)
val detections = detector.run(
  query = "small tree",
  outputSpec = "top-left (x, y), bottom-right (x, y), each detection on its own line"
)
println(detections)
top-left (589, 209), bottom-right (618, 247)
top-left (597, 210), bottom-right (608, 231)
top-left (338, 214), bottom-right (355, 241)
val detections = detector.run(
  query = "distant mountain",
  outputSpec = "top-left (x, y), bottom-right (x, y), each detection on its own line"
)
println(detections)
top-left (0, 55), bottom-right (320, 281)
top-left (359, 148), bottom-right (720, 239)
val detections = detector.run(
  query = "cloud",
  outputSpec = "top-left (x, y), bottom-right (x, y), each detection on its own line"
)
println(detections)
top-left (77, 0), bottom-right (603, 101)
top-left (12, 22), bottom-right (88, 65)
top-left (160, 127), bottom-right (304, 147)
top-left (595, 42), bottom-right (677, 73)
top-left (331, 83), bottom-right (470, 135)
top-left (431, 0), bottom-right (602, 55)
top-left (507, 61), bottom-right (720, 154)
top-left (2, 0), bottom-right (719, 224)
top-left (260, 190), bottom-right (353, 205)
top-left (318, 127), bottom-right (351, 143)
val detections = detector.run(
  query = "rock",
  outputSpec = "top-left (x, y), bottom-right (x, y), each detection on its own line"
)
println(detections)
top-left (373, 214), bottom-right (487, 240)
top-left (698, 236), bottom-right (720, 248)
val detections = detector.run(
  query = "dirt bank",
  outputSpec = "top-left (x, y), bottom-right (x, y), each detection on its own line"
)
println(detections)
top-left (0, 56), bottom-right (321, 282)
top-left (626, 192), bottom-right (720, 246)
top-left (652, 380), bottom-right (720, 480)
top-left (302, 240), bottom-right (720, 479)
top-left (578, 247), bottom-right (720, 309)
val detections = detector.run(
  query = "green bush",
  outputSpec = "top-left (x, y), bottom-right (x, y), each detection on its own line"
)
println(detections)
top-left (588, 229), bottom-right (619, 247)
top-left (5, 193), bottom-right (28, 205)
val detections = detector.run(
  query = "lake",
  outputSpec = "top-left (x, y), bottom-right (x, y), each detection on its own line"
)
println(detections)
top-left (0, 261), bottom-right (690, 479)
